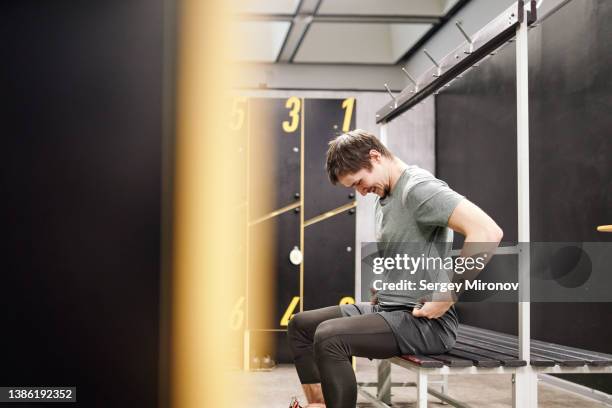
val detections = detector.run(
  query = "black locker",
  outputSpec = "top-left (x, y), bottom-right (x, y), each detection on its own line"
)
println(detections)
top-left (304, 98), bottom-right (356, 220)
top-left (248, 207), bottom-right (301, 330)
top-left (245, 96), bottom-right (357, 366)
top-left (0, 1), bottom-right (163, 403)
top-left (249, 98), bottom-right (301, 221)
top-left (303, 208), bottom-right (356, 311)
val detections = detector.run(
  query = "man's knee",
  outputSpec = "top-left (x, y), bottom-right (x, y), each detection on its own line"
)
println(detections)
top-left (313, 320), bottom-right (347, 360)
top-left (313, 319), bottom-right (336, 345)
top-left (287, 312), bottom-right (302, 338)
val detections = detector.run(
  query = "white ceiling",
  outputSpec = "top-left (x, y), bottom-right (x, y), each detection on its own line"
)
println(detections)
top-left (294, 23), bottom-right (432, 64)
top-left (231, 21), bottom-right (291, 62)
top-left (317, 0), bottom-right (459, 16)
top-left (232, 0), bottom-right (467, 64)
top-left (231, 0), bottom-right (300, 15)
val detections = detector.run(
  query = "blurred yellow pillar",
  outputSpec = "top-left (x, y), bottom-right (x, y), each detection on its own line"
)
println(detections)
top-left (170, 0), bottom-right (242, 407)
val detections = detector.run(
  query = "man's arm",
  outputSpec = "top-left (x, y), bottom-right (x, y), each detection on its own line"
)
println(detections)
top-left (447, 199), bottom-right (503, 243)
top-left (412, 199), bottom-right (503, 319)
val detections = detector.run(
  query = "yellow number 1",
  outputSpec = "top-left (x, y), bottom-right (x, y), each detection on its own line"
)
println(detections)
top-left (341, 98), bottom-right (355, 132)
top-left (282, 97), bottom-right (301, 133)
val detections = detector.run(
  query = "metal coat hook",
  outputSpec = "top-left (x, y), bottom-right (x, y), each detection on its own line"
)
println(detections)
top-left (401, 67), bottom-right (418, 93)
top-left (384, 84), bottom-right (397, 108)
top-left (423, 49), bottom-right (442, 77)
top-left (455, 21), bottom-right (475, 54)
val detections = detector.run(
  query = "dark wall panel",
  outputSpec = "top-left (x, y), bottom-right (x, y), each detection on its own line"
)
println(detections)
top-left (529, 2), bottom-right (612, 241)
top-left (304, 99), bottom-right (356, 219)
top-left (436, 0), bottom-right (612, 392)
top-left (0, 0), bottom-right (163, 406)
top-left (304, 209), bottom-right (356, 311)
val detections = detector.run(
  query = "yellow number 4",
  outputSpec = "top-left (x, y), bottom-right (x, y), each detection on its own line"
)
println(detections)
top-left (280, 296), bottom-right (300, 326)
top-left (282, 97), bottom-right (301, 133)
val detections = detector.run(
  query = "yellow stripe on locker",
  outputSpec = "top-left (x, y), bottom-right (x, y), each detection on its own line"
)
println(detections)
top-left (304, 201), bottom-right (356, 228)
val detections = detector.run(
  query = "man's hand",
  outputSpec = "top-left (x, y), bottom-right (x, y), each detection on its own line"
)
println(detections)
top-left (412, 301), bottom-right (454, 319)
top-left (370, 288), bottom-right (379, 305)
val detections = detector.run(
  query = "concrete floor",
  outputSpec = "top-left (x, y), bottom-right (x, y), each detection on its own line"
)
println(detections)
top-left (241, 358), bottom-right (605, 407)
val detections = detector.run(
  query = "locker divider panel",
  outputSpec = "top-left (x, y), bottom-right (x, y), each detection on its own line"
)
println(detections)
top-left (304, 98), bottom-right (356, 220)
top-left (249, 98), bottom-right (301, 221)
top-left (248, 209), bottom-right (300, 330)
top-left (303, 209), bottom-right (356, 311)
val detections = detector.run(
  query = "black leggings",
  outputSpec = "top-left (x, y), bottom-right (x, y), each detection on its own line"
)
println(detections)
top-left (287, 306), bottom-right (400, 408)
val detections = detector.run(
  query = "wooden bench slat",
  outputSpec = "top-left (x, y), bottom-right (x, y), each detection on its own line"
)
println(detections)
top-left (456, 336), bottom-right (555, 367)
top-left (401, 354), bottom-right (445, 368)
top-left (451, 343), bottom-right (526, 367)
top-left (460, 334), bottom-right (586, 367)
top-left (400, 325), bottom-right (610, 371)
top-left (458, 330), bottom-right (585, 367)
top-left (427, 353), bottom-right (474, 367)
top-left (460, 325), bottom-right (612, 366)
top-left (530, 346), bottom-right (612, 366)
top-left (445, 349), bottom-right (501, 367)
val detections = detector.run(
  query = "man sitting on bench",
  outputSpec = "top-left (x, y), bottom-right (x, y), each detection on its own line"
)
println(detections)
top-left (287, 130), bottom-right (503, 408)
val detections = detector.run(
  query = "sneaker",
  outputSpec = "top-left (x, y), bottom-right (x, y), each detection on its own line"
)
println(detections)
top-left (289, 396), bottom-right (302, 408)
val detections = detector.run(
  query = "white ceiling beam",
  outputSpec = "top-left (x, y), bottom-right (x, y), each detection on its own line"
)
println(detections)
top-left (276, 0), bottom-right (322, 62)
top-left (236, 14), bottom-right (440, 24)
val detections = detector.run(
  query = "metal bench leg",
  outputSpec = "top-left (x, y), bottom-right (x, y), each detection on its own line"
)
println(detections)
top-left (416, 371), bottom-right (428, 408)
top-left (440, 374), bottom-right (449, 405)
top-left (377, 360), bottom-right (391, 405)
top-left (512, 369), bottom-right (538, 408)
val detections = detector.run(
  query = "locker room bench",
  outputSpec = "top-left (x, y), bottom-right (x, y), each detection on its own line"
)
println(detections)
top-left (358, 324), bottom-right (612, 408)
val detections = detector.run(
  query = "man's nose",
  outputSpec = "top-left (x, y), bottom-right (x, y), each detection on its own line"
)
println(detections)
top-left (358, 187), bottom-right (367, 196)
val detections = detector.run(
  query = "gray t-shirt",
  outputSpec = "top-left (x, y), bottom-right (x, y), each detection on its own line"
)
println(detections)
top-left (374, 165), bottom-right (464, 306)
top-left (343, 166), bottom-right (464, 355)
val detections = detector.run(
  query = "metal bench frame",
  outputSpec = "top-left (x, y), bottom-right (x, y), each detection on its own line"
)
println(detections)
top-left (358, 358), bottom-right (612, 408)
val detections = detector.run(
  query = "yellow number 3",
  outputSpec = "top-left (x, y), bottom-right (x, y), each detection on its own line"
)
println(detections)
top-left (282, 97), bottom-right (301, 133)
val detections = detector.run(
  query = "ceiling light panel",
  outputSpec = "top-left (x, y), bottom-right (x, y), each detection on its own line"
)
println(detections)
top-left (294, 23), bottom-right (432, 64)
top-left (231, 21), bottom-right (291, 62)
top-left (317, 0), bottom-right (447, 16)
top-left (231, 0), bottom-right (300, 15)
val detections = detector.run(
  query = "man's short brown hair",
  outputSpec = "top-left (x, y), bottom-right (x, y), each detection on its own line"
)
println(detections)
top-left (325, 129), bottom-right (392, 185)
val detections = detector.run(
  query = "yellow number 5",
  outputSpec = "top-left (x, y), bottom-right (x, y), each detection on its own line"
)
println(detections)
top-left (282, 97), bottom-right (301, 133)
top-left (229, 97), bottom-right (247, 131)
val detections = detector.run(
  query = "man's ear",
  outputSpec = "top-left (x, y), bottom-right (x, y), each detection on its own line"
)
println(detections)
top-left (369, 149), bottom-right (382, 162)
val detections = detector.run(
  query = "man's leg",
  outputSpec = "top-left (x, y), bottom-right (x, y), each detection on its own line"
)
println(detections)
top-left (313, 313), bottom-right (399, 408)
top-left (287, 306), bottom-right (344, 405)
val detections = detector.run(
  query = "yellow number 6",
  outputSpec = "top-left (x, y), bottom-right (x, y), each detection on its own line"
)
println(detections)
top-left (282, 97), bottom-right (301, 133)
